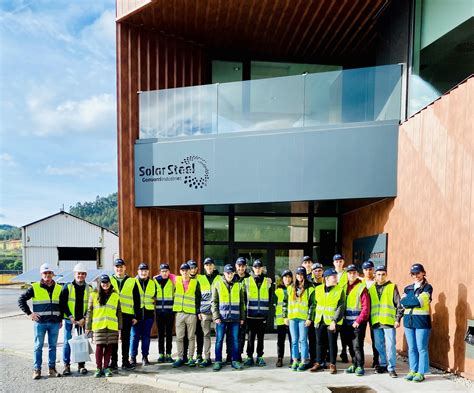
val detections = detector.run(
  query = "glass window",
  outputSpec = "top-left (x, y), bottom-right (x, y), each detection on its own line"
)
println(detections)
top-left (274, 249), bottom-right (304, 280)
top-left (409, 0), bottom-right (474, 115)
top-left (235, 202), bottom-right (308, 214)
top-left (313, 217), bottom-right (338, 242)
top-left (204, 215), bottom-right (229, 241)
top-left (251, 61), bottom-right (341, 80)
top-left (212, 61), bottom-right (243, 83)
top-left (204, 204), bottom-right (230, 213)
top-left (235, 216), bottom-right (308, 242)
top-left (203, 245), bottom-right (229, 273)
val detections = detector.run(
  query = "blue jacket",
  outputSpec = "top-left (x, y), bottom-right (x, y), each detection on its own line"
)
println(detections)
top-left (402, 280), bottom-right (433, 329)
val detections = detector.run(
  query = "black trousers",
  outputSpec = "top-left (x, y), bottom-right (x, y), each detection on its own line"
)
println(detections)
top-left (156, 313), bottom-right (174, 355)
top-left (315, 324), bottom-right (339, 365)
top-left (307, 320), bottom-right (316, 362)
top-left (370, 325), bottom-right (379, 366)
top-left (341, 323), bottom-right (367, 368)
top-left (226, 320), bottom-right (246, 361)
top-left (276, 324), bottom-right (292, 359)
top-left (111, 313), bottom-right (133, 365)
top-left (246, 318), bottom-right (266, 358)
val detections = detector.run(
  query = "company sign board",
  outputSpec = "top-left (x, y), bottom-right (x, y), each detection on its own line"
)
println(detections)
top-left (353, 233), bottom-right (388, 269)
top-left (134, 121), bottom-right (398, 207)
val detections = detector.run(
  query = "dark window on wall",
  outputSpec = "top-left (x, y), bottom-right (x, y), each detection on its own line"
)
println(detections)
top-left (57, 247), bottom-right (98, 261)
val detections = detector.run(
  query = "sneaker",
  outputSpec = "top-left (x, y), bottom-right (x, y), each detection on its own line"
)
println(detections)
top-left (48, 367), bottom-right (61, 377)
top-left (329, 364), bottom-right (337, 374)
top-left (104, 368), bottom-right (113, 377)
top-left (165, 354), bottom-right (174, 363)
top-left (297, 362), bottom-right (311, 371)
top-left (225, 355), bottom-right (232, 365)
top-left (413, 373), bottom-right (425, 382)
top-left (32, 369), bottom-right (41, 380)
top-left (79, 367), bottom-right (88, 375)
top-left (405, 371), bottom-right (417, 381)
top-left (122, 361), bottom-right (135, 370)
top-left (172, 358), bottom-right (185, 368)
top-left (231, 361), bottom-right (244, 370)
top-left (195, 356), bottom-right (203, 365)
top-left (375, 365), bottom-right (387, 374)
top-left (199, 358), bottom-right (212, 368)
top-left (355, 367), bottom-right (365, 376)
top-left (157, 354), bottom-right (165, 363)
top-left (186, 358), bottom-right (196, 367)
top-left (62, 364), bottom-right (71, 376)
top-left (389, 370), bottom-right (398, 378)
top-left (213, 361), bottom-right (222, 371)
top-left (108, 362), bottom-right (118, 371)
top-left (345, 365), bottom-right (356, 373)
top-left (276, 358), bottom-right (283, 367)
top-left (340, 352), bottom-right (349, 363)
top-left (310, 362), bottom-right (323, 372)
top-left (130, 356), bottom-right (137, 367)
top-left (243, 357), bottom-right (254, 367)
top-left (292, 361), bottom-right (300, 371)
top-left (256, 357), bottom-right (266, 367)
top-left (142, 356), bottom-right (150, 366)
top-left (94, 368), bottom-right (102, 378)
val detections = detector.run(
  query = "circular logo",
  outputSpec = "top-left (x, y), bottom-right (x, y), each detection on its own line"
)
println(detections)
top-left (182, 155), bottom-right (209, 189)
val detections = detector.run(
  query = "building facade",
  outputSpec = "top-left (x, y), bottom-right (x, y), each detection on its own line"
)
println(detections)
top-left (116, 0), bottom-right (473, 377)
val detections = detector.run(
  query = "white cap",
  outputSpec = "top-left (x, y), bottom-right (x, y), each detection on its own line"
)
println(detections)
top-left (73, 263), bottom-right (87, 273)
top-left (40, 263), bottom-right (54, 274)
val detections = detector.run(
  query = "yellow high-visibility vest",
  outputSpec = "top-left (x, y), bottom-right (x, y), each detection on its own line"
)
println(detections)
top-left (65, 283), bottom-right (92, 319)
top-left (91, 292), bottom-right (119, 331)
top-left (314, 285), bottom-right (344, 325)
top-left (369, 283), bottom-right (396, 325)
top-left (32, 282), bottom-right (62, 317)
top-left (287, 285), bottom-right (314, 320)
top-left (173, 276), bottom-right (197, 314)
top-left (136, 278), bottom-right (156, 310)
top-left (216, 280), bottom-right (241, 321)
top-left (110, 276), bottom-right (136, 315)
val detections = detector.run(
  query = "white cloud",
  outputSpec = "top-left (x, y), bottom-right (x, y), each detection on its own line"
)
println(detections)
top-left (0, 153), bottom-right (16, 167)
top-left (27, 93), bottom-right (116, 136)
top-left (80, 9), bottom-right (116, 59)
top-left (45, 161), bottom-right (116, 177)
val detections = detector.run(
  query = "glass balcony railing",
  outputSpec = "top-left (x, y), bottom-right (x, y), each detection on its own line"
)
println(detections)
top-left (139, 64), bottom-right (402, 140)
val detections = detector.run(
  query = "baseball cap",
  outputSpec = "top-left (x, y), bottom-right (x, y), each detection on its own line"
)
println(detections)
top-left (312, 262), bottom-right (323, 270)
top-left (333, 254), bottom-right (344, 261)
top-left (160, 263), bottom-right (170, 270)
top-left (362, 260), bottom-right (374, 269)
top-left (410, 263), bottom-right (425, 274)
top-left (224, 264), bottom-right (235, 273)
top-left (346, 264), bottom-right (358, 272)
top-left (203, 257), bottom-right (214, 265)
top-left (253, 259), bottom-right (263, 268)
top-left (235, 257), bottom-right (247, 265)
top-left (375, 265), bottom-right (387, 272)
top-left (100, 274), bottom-right (111, 283)
top-left (302, 256), bottom-right (313, 262)
top-left (180, 263), bottom-right (190, 270)
top-left (295, 266), bottom-right (306, 275)
top-left (281, 269), bottom-right (293, 277)
top-left (187, 260), bottom-right (197, 269)
top-left (40, 263), bottom-right (54, 274)
top-left (323, 268), bottom-right (338, 278)
top-left (138, 263), bottom-right (149, 270)
top-left (114, 258), bottom-right (125, 266)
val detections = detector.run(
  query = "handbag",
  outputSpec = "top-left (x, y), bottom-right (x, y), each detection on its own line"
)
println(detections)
top-left (69, 327), bottom-right (91, 363)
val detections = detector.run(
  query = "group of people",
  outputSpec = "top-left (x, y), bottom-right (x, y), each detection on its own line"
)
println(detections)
top-left (18, 253), bottom-right (432, 384)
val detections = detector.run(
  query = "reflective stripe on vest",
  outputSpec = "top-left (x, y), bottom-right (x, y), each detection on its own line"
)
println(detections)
top-left (314, 285), bottom-right (343, 325)
top-left (65, 283), bottom-right (92, 319)
top-left (154, 278), bottom-right (174, 313)
top-left (136, 278), bottom-right (156, 310)
top-left (287, 286), bottom-right (314, 320)
top-left (198, 274), bottom-right (222, 314)
top-left (245, 276), bottom-right (270, 317)
top-left (345, 281), bottom-right (364, 321)
top-left (32, 282), bottom-right (62, 317)
top-left (217, 280), bottom-right (241, 321)
top-left (110, 276), bottom-right (136, 315)
top-left (91, 292), bottom-right (119, 331)
top-left (404, 291), bottom-right (431, 316)
top-left (173, 276), bottom-right (197, 314)
top-left (274, 287), bottom-right (285, 325)
top-left (369, 283), bottom-right (396, 325)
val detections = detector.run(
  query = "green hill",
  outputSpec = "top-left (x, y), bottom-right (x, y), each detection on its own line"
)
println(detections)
top-left (0, 225), bottom-right (21, 241)
top-left (69, 192), bottom-right (118, 233)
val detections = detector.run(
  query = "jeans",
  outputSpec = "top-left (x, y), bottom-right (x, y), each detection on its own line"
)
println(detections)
top-left (289, 319), bottom-right (309, 361)
top-left (63, 319), bottom-right (73, 365)
top-left (215, 322), bottom-right (239, 362)
top-left (33, 321), bottom-right (60, 370)
top-left (405, 328), bottom-right (431, 374)
top-left (373, 327), bottom-right (397, 371)
top-left (130, 317), bottom-right (154, 357)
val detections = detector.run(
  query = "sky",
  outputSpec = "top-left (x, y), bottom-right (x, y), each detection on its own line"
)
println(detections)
top-left (0, 0), bottom-right (117, 227)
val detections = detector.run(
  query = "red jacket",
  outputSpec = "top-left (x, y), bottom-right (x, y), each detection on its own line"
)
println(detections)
top-left (346, 280), bottom-right (370, 325)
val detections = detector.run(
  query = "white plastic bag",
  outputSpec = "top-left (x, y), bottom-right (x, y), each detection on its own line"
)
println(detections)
top-left (69, 330), bottom-right (91, 363)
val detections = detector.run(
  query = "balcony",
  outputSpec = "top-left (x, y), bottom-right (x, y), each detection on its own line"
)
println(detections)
top-left (139, 64), bottom-right (402, 140)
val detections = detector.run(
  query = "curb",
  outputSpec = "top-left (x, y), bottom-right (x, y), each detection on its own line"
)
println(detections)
top-left (108, 373), bottom-right (211, 393)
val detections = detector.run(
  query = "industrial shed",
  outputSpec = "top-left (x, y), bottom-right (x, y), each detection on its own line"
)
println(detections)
top-left (22, 211), bottom-right (119, 272)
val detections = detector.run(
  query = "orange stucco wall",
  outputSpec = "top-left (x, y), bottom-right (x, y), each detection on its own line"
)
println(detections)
top-left (342, 77), bottom-right (474, 378)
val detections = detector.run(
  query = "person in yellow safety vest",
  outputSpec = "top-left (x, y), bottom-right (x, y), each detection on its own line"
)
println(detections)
top-left (361, 260), bottom-right (379, 368)
top-left (86, 274), bottom-right (122, 378)
top-left (18, 263), bottom-right (63, 380)
top-left (284, 267), bottom-right (315, 371)
top-left (333, 253), bottom-right (349, 363)
top-left (109, 258), bottom-right (141, 370)
top-left (340, 265), bottom-right (370, 376)
top-left (153, 263), bottom-right (176, 363)
top-left (369, 265), bottom-right (403, 378)
top-left (310, 268), bottom-right (346, 375)
top-left (195, 257), bottom-right (222, 367)
top-left (401, 263), bottom-right (433, 383)
top-left (59, 262), bottom-right (92, 376)
top-left (172, 262), bottom-right (201, 368)
top-left (243, 259), bottom-right (273, 367)
top-left (186, 259), bottom-right (203, 363)
top-left (301, 256), bottom-right (317, 365)
top-left (274, 269), bottom-right (293, 367)
top-left (130, 263), bottom-right (156, 367)
top-left (311, 263), bottom-right (324, 286)
top-left (211, 264), bottom-right (246, 371)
